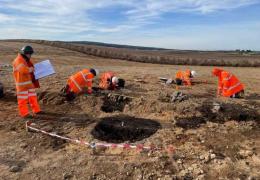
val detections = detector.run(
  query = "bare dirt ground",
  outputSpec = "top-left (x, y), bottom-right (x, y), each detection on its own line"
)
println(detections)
top-left (0, 41), bottom-right (259, 180)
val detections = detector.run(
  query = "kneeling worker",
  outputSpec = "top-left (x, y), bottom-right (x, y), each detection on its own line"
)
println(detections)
top-left (99, 71), bottom-right (125, 90)
top-left (63, 68), bottom-right (98, 100)
top-left (175, 69), bottom-right (197, 86)
top-left (212, 68), bottom-right (244, 98)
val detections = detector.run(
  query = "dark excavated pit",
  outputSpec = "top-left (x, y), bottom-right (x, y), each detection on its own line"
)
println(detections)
top-left (198, 100), bottom-right (259, 123)
top-left (91, 115), bottom-right (161, 143)
top-left (101, 94), bottom-right (131, 113)
top-left (175, 100), bottom-right (259, 129)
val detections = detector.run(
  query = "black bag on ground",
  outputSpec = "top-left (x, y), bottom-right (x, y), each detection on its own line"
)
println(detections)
top-left (175, 78), bottom-right (183, 85)
top-left (118, 79), bottom-right (125, 88)
top-left (0, 82), bottom-right (4, 98)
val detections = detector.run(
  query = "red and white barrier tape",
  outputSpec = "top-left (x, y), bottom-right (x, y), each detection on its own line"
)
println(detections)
top-left (25, 121), bottom-right (175, 153)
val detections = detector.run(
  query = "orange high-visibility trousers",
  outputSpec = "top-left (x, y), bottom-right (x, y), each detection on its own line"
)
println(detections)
top-left (17, 89), bottom-right (40, 117)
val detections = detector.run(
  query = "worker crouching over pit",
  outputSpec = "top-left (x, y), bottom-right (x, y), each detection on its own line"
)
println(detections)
top-left (99, 71), bottom-right (125, 90)
top-left (212, 68), bottom-right (244, 98)
top-left (174, 69), bottom-right (197, 86)
top-left (61, 68), bottom-right (99, 101)
top-left (12, 46), bottom-right (41, 118)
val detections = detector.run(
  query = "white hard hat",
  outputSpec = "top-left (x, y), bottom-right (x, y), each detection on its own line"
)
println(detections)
top-left (112, 76), bottom-right (119, 84)
top-left (191, 70), bottom-right (197, 77)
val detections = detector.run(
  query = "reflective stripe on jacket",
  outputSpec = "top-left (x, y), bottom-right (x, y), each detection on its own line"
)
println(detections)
top-left (219, 71), bottom-right (244, 97)
top-left (99, 72), bottom-right (115, 90)
top-left (67, 69), bottom-right (94, 94)
top-left (12, 54), bottom-right (34, 92)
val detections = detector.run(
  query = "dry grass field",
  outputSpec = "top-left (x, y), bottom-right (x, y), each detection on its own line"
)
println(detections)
top-left (5, 39), bottom-right (260, 67)
top-left (0, 41), bottom-right (259, 179)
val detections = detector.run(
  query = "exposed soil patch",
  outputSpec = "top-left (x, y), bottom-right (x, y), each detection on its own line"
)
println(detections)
top-left (198, 100), bottom-right (259, 123)
top-left (38, 91), bottom-right (65, 105)
top-left (175, 100), bottom-right (259, 129)
top-left (175, 117), bottom-right (206, 129)
top-left (0, 157), bottom-right (26, 172)
top-left (0, 91), bottom-right (17, 102)
top-left (91, 115), bottom-right (161, 143)
top-left (245, 93), bottom-right (260, 101)
top-left (41, 135), bottom-right (67, 151)
top-left (101, 93), bottom-right (131, 113)
top-left (34, 112), bottom-right (96, 129)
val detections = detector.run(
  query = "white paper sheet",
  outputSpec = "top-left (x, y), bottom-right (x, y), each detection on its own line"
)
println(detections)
top-left (34, 60), bottom-right (55, 80)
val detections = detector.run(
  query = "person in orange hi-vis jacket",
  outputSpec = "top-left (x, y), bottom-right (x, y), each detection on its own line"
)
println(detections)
top-left (99, 71), bottom-right (125, 90)
top-left (174, 69), bottom-right (197, 86)
top-left (12, 46), bottom-right (41, 118)
top-left (212, 68), bottom-right (244, 98)
top-left (62, 68), bottom-right (99, 100)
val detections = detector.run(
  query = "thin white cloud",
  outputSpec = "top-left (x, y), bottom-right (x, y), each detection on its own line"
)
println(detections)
top-left (125, 0), bottom-right (260, 20)
top-left (0, 0), bottom-right (259, 49)
top-left (0, 0), bottom-right (135, 35)
top-left (0, 0), bottom-right (258, 33)
top-left (0, 13), bottom-right (14, 22)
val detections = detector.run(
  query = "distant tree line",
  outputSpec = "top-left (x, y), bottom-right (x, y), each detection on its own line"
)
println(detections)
top-left (235, 49), bottom-right (254, 54)
top-left (4, 39), bottom-right (260, 67)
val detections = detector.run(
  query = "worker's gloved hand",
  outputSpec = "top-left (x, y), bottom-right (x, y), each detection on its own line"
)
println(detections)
top-left (87, 89), bottom-right (92, 94)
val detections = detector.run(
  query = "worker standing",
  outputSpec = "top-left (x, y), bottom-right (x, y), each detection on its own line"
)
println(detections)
top-left (62, 68), bottom-right (99, 100)
top-left (99, 71), bottom-right (125, 90)
top-left (175, 69), bottom-right (197, 86)
top-left (212, 68), bottom-right (244, 98)
top-left (12, 46), bottom-right (41, 118)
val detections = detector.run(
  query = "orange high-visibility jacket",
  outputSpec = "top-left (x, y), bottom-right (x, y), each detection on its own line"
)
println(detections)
top-left (67, 69), bottom-right (94, 94)
top-left (175, 69), bottom-right (192, 86)
top-left (216, 70), bottom-right (244, 97)
top-left (12, 54), bottom-right (35, 92)
top-left (99, 72), bottom-right (115, 90)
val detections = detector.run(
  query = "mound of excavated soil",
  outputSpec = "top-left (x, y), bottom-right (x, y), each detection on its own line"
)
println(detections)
top-left (101, 94), bottom-right (131, 113)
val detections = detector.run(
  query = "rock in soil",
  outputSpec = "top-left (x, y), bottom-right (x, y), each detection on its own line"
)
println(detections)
top-left (9, 165), bottom-right (21, 173)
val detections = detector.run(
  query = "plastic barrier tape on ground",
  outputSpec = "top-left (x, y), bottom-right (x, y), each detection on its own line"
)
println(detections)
top-left (25, 121), bottom-right (175, 153)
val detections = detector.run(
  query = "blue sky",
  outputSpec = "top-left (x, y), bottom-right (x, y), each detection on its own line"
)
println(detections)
top-left (0, 0), bottom-right (260, 50)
